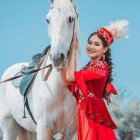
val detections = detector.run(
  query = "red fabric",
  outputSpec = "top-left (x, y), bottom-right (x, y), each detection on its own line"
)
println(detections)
top-left (78, 104), bottom-right (117, 140)
top-left (106, 83), bottom-right (118, 95)
top-left (67, 60), bottom-right (117, 140)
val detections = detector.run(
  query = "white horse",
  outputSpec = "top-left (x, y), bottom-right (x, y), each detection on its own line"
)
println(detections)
top-left (0, 0), bottom-right (79, 139)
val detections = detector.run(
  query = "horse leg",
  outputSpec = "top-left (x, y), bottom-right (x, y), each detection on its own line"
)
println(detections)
top-left (36, 125), bottom-right (52, 140)
top-left (16, 128), bottom-right (37, 140)
top-left (64, 118), bottom-right (77, 140)
top-left (53, 133), bottom-right (64, 140)
top-left (0, 128), bottom-right (2, 140)
top-left (64, 131), bottom-right (77, 140)
top-left (36, 127), bottom-right (52, 140)
top-left (1, 116), bottom-right (20, 140)
top-left (71, 132), bottom-right (77, 140)
top-left (53, 132), bottom-right (76, 140)
top-left (36, 119), bottom-right (53, 140)
top-left (0, 85), bottom-right (20, 140)
top-left (29, 131), bottom-right (37, 140)
top-left (17, 127), bottom-right (30, 140)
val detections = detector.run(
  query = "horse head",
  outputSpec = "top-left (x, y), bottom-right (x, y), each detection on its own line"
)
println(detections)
top-left (46, 0), bottom-right (78, 69)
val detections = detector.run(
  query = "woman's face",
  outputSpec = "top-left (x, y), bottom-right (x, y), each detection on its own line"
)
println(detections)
top-left (86, 34), bottom-right (108, 59)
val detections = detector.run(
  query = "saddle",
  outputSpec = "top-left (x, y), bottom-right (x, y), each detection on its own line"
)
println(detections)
top-left (19, 53), bottom-right (42, 95)
top-left (12, 45), bottom-right (51, 96)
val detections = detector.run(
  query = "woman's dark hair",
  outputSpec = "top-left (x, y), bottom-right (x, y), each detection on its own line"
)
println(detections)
top-left (88, 32), bottom-right (113, 98)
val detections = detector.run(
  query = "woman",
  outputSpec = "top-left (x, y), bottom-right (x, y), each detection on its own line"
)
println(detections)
top-left (60, 20), bottom-right (129, 140)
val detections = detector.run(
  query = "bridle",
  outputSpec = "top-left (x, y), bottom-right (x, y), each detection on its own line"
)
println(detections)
top-left (66, 3), bottom-right (78, 61)
top-left (48, 1), bottom-right (78, 68)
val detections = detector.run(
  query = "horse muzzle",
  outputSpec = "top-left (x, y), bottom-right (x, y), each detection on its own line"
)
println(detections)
top-left (50, 52), bottom-right (66, 69)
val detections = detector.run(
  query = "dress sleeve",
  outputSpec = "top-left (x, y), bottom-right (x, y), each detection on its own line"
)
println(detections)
top-left (67, 61), bottom-right (108, 98)
top-left (67, 69), bottom-right (88, 98)
top-left (79, 60), bottom-right (108, 81)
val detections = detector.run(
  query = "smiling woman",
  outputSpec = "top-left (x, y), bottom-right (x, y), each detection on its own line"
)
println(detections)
top-left (59, 19), bottom-right (129, 140)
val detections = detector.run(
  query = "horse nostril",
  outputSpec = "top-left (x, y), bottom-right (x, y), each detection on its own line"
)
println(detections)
top-left (60, 53), bottom-right (65, 61)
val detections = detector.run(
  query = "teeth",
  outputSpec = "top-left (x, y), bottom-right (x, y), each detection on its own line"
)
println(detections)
top-left (89, 50), bottom-right (94, 53)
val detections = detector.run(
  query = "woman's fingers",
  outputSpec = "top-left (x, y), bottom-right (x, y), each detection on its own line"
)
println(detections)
top-left (106, 94), bottom-right (111, 105)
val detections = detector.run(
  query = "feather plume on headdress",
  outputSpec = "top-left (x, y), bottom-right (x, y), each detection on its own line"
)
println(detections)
top-left (105, 19), bottom-right (129, 39)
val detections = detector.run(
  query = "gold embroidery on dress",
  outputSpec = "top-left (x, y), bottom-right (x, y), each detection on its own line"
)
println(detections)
top-left (94, 61), bottom-right (105, 68)
top-left (80, 61), bottom-right (107, 76)
top-left (88, 92), bottom-right (94, 98)
top-left (79, 89), bottom-right (85, 103)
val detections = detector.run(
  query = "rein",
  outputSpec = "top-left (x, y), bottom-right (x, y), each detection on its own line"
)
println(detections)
top-left (0, 63), bottom-right (52, 84)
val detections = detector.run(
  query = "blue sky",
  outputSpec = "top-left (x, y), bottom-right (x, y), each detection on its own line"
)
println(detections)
top-left (0, 0), bottom-right (140, 102)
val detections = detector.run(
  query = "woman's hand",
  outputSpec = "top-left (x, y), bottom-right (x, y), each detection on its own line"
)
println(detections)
top-left (64, 32), bottom-right (77, 83)
top-left (105, 93), bottom-right (112, 105)
top-left (59, 67), bottom-right (73, 86)
top-left (105, 83), bottom-right (118, 105)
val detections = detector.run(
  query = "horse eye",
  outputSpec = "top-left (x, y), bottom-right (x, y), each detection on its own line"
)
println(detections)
top-left (69, 16), bottom-right (74, 23)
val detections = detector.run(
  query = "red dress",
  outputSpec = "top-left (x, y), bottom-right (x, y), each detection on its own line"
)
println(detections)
top-left (68, 60), bottom-right (117, 140)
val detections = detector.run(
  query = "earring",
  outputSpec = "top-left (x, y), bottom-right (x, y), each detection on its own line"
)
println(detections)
top-left (102, 54), bottom-right (105, 60)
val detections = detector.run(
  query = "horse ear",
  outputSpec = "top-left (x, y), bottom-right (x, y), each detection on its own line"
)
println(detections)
top-left (48, 0), bottom-right (54, 8)
top-left (48, 0), bottom-right (54, 5)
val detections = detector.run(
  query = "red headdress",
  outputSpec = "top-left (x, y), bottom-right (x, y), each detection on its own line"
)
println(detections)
top-left (96, 20), bottom-right (129, 47)
top-left (97, 28), bottom-right (114, 46)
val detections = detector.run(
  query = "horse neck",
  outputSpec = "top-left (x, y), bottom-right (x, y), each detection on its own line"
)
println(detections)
top-left (35, 53), bottom-right (63, 95)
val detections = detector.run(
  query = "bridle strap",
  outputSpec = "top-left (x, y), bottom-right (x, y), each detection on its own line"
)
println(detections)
top-left (42, 49), bottom-right (53, 81)
top-left (66, 19), bottom-right (75, 60)
top-left (66, 4), bottom-right (78, 61)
